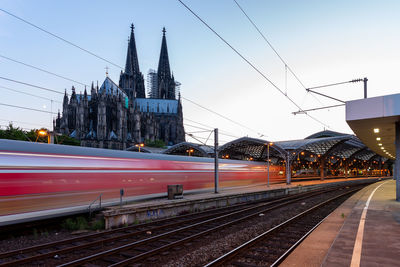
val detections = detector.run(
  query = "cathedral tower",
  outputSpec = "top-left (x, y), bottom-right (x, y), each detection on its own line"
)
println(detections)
top-left (119, 24), bottom-right (146, 99)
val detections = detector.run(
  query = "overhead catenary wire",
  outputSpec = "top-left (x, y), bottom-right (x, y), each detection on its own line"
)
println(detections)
top-left (0, 76), bottom-right (64, 95)
top-left (183, 124), bottom-right (238, 141)
top-left (233, 0), bottom-right (325, 107)
top-left (0, 118), bottom-right (48, 127)
top-left (0, 8), bottom-right (123, 70)
top-left (0, 85), bottom-right (62, 103)
top-left (0, 54), bottom-right (89, 87)
top-left (177, 0), bottom-right (330, 129)
top-left (184, 118), bottom-right (241, 138)
top-left (0, 102), bottom-right (57, 114)
top-left (182, 96), bottom-right (268, 137)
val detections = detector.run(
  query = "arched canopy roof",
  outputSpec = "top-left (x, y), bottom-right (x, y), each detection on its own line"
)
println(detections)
top-left (276, 134), bottom-right (383, 162)
top-left (218, 137), bottom-right (287, 161)
top-left (126, 146), bottom-right (152, 153)
top-left (276, 135), bottom-right (352, 161)
top-left (305, 130), bottom-right (348, 139)
top-left (163, 142), bottom-right (214, 157)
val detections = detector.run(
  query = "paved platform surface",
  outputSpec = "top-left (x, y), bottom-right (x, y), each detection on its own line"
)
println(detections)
top-left (107, 177), bottom-right (372, 211)
top-left (281, 179), bottom-right (400, 267)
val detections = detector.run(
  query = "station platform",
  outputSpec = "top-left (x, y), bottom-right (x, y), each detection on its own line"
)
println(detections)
top-left (281, 179), bottom-right (400, 267)
top-left (0, 177), bottom-right (381, 229)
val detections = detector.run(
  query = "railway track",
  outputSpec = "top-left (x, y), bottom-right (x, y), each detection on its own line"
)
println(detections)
top-left (204, 188), bottom-right (359, 267)
top-left (0, 184), bottom-right (368, 266)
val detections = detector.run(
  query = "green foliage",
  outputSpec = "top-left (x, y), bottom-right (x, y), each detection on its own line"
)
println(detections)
top-left (62, 217), bottom-right (89, 231)
top-left (41, 229), bottom-right (49, 237)
top-left (145, 139), bottom-right (166, 148)
top-left (341, 213), bottom-right (345, 218)
top-left (0, 123), bottom-right (32, 141)
top-left (62, 216), bottom-right (104, 231)
top-left (90, 219), bottom-right (105, 231)
top-left (33, 228), bottom-right (38, 239)
top-left (54, 134), bottom-right (80, 146)
top-left (0, 123), bottom-right (79, 146)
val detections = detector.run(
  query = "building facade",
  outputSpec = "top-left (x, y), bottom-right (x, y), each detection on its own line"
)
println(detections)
top-left (54, 25), bottom-right (185, 149)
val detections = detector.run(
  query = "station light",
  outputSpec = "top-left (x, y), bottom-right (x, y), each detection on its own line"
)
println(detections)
top-left (38, 130), bottom-right (47, 136)
top-left (186, 148), bottom-right (194, 156)
top-left (378, 143), bottom-right (382, 146)
top-left (381, 147), bottom-right (385, 150)
top-left (376, 137), bottom-right (381, 141)
top-left (373, 128), bottom-right (380, 133)
top-left (135, 143), bottom-right (145, 152)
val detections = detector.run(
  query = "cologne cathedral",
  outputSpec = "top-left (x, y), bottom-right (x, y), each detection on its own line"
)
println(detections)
top-left (54, 25), bottom-right (185, 149)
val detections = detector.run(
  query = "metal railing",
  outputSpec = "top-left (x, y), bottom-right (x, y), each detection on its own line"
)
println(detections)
top-left (88, 193), bottom-right (102, 217)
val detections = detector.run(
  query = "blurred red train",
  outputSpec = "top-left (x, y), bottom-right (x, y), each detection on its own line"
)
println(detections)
top-left (0, 139), bottom-right (285, 217)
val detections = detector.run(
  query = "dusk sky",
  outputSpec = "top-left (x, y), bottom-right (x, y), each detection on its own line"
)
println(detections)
top-left (1, 0), bottom-right (399, 144)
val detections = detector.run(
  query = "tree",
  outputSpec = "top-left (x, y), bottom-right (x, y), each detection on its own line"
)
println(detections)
top-left (0, 123), bottom-right (80, 146)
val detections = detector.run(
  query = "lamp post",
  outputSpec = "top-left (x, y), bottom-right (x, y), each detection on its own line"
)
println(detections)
top-left (135, 143), bottom-right (144, 152)
top-left (267, 142), bottom-right (273, 187)
top-left (186, 148), bottom-right (194, 156)
top-left (36, 129), bottom-right (50, 144)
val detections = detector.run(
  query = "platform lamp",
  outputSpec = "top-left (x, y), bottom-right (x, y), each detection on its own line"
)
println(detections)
top-left (36, 129), bottom-right (50, 144)
top-left (186, 148), bottom-right (194, 156)
top-left (135, 143), bottom-right (144, 152)
top-left (266, 142), bottom-right (273, 187)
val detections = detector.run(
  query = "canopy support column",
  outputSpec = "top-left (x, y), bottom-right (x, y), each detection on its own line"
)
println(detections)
top-left (286, 153), bottom-right (291, 185)
top-left (320, 157), bottom-right (325, 181)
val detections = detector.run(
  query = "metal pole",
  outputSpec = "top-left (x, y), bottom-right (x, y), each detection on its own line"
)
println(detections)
top-left (363, 77), bottom-right (368, 99)
top-left (396, 121), bottom-right (400, 201)
top-left (286, 153), bottom-right (291, 185)
top-left (214, 128), bottom-right (219, 193)
top-left (267, 144), bottom-right (270, 187)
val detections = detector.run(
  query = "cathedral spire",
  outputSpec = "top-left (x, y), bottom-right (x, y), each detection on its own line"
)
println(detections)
top-left (125, 23), bottom-right (140, 75)
top-left (157, 27), bottom-right (175, 99)
top-left (157, 27), bottom-right (171, 78)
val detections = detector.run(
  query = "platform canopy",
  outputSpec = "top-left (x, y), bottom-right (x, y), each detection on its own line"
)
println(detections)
top-left (218, 137), bottom-right (287, 162)
top-left (346, 93), bottom-right (400, 200)
top-left (346, 94), bottom-right (399, 160)
top-left (276, 132), bottom-right (381, 162)
top-left (126, 146), bottom-right (152, 153)
top-left (163, 142), bottom-right (214, 157)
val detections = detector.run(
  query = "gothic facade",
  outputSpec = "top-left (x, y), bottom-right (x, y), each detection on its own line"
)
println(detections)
top-left (54, 25), bottom-right (185, 149)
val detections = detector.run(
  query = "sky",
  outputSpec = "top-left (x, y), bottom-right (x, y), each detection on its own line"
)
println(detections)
top-left (0, 0), bottom-right (400, 145)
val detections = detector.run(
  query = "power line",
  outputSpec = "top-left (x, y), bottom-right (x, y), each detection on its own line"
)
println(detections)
top-left (0, 76), bottom-right (64, 95)
top-left (0, 102), bottom-right (57, 114)
top-left (184, 117), bottom-right (240, 138)
top-left (0, 8), bottom-right (123, 70)
top-left (184, 123), bottom-right (212, 132)
top-left (233, 0), bottom-right (325, 107)
top-left (0, 54), bottom-right (89, 87)
top-left (178, 0), bottom-right (329, 129)
top-left (233, 0), bottom-right (306, 90)
top-left (0, 85), bottom-right (61, 103)
top-left (182, 96), bottom-right (268, 137)
top-left (0, 118), bottom-right (47, 127)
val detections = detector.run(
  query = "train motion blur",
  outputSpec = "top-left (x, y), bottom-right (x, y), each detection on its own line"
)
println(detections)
top-left (0, 139), bottom-right (284, 216)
